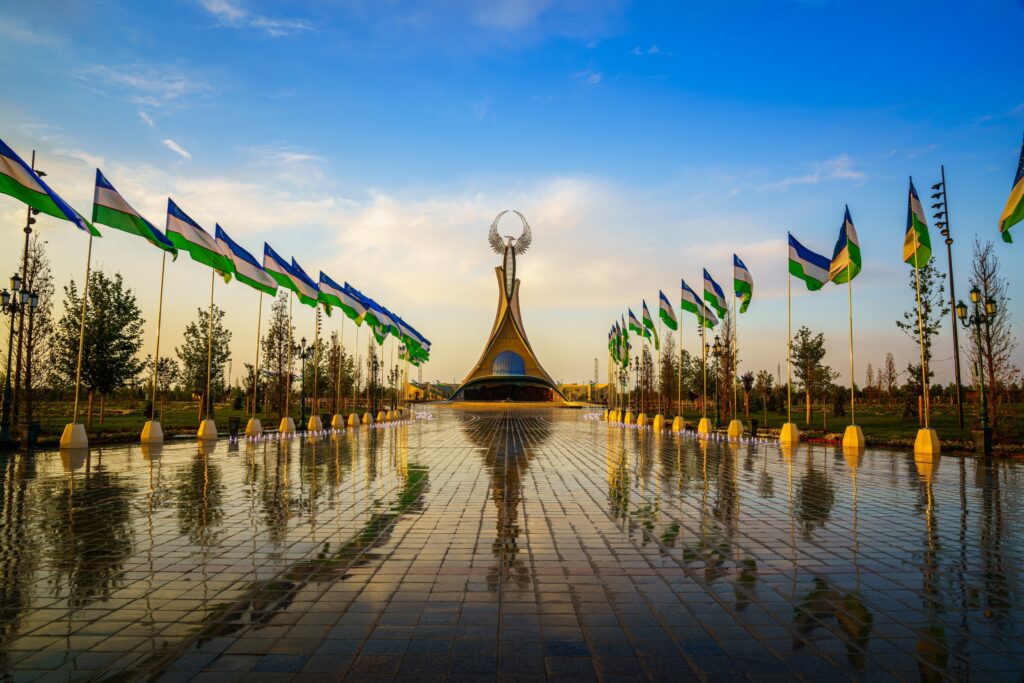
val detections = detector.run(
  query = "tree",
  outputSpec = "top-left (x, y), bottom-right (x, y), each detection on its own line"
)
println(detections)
top-left (14, 235), bottom-right (54, 427)
top-left (865, 363), bottom-right (874, 402)
top-left (52, 270), bottom-right (145, 426)
top-left (896, 258), bottom-right (949, 409)
top-left (175, 304), bottom-right (232, 424)
top-left (658, 334), bottom-right (678, 415)
top-left (791, 326), bottom-right (836, 426)
top-left (740, 371), bottom-right (754, 417)
top-left (754, 370), bottom-right (773, 426)
top-left (965, 239), bottom-right (1019, 431)
top-left (880, 352), bottom-right (898, 409)
top-left (260, 293), bottom-right (295, 419)
top-left (143, 355), bottom-right (179, 418)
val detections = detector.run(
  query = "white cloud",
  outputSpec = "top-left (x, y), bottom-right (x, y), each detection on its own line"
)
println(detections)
top-left (647, 44), bottom-right (660, 54)
top-left (573, 68), bottom-right (603, 87)
top-left (53, 148), bottom-right (105, 169)
top-left (76, 64), bottom-right (215, 108)
top-left (162, 139), bottom-right (192, 159)
top-left (0, 18), bottom-right (64, 48)
top-left (139, 111), bottom-right (156, 129)
top-left (199, 0), bottom-right (313, 37)
top-left (760, 154), bottom-right (866, 190)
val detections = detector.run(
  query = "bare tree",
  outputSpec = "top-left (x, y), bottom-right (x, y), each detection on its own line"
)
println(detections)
top-left (880, 352), bottom-right (898, 409)
top-left (15, 235), bottom-right (54, 429)
top-left (865, 363), bottom-right (874, 402)
top-left (967, 238), bottom-right (1020, 430)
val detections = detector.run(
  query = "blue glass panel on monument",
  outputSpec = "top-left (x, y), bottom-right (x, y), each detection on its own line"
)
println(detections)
top-left (492, 351), bottom-right (525, 376)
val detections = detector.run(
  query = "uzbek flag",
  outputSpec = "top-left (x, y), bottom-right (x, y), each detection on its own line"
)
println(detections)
top-left (703, 269), bottom-right (728, 318)
top-left (733, 254), bottom-right (753, 313)
top-left (93, 170), bottom-right (175, 254)
top-left (345, 283), bottom-right (381, 329)
top-left (628, 309), bottom-right (643, 336)
top-left (903, 179), bottom-right (931, 268)
top-left (319, 272), bottom-right (366, 321)
top-left (215, 225), bottom-right (276, 294)
top-left (166, 199), bottom-right (232, 278)
top-left (999, 137), bottom-right (1024, 244)
top-left (0, 139), bottom-right (98, 236)
top-left (289, 258), bottom-right (320, 307)
top-left (620, 315), bottom-right (630, 367)
top-left (788, 232), bottom-right (830, 291)
top-left (829, 206), bottom-right (862, 284)
top-left (263, 244), bottom-right (315, 304)
top-left (642, 299), bottom-right (659, 350)
top-left (681, 279), bottom-right (715, 328)
top-left (658, 290), bottom-right (678, 331)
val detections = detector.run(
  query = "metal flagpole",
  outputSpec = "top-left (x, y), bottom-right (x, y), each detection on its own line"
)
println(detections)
top-left (253, 292), bottom-right (262, 422)
top-left (354, 323), bottom-right (360, 411)
top-left (701, 312), bottom-right (707, 419)
top-left (678, 304), bottom-right (683, 418)
top-left (848, 275), bottom-right (855, 426)
top-left (336, 314), bottom-right (344, 413)
top-left (787, 269), bottom-right (792, 425)
top-left (733, 296), bottom-right (738, 420)
top-left (71, 234), bottom-right (94, 425)
top-left (150, 252), bottom-right (167, 422)
top-left (313, 306), bottom-right (320, 419)
top-left (658, 317), bottom-right (663, 414)
top-left (204, 270), bottom-right (215, 421)
top-left (286, 295), bottom-right (293, 419)
top-left (911, 223), bottom-right (930, 427)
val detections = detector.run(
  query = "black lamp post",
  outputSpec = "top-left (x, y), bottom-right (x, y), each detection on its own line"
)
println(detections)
top-left (371, 357), bottom-right (381, 414)
top-left (712, 335), bottom-right (722, 427)
top-left (955, 287), bottom-right (996, 456)
top-left (1, 274), bottom-right (38, 448)
top-left (298, 337), bottom-right (312, 429)
top-left (931, 167), bottom-right (965, 430)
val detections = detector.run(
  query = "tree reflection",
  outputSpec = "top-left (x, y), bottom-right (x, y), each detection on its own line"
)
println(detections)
top-left (0, 454), bottom-right (37, 673)
top-left (175, 448), bottom-right (224, 548)
top-left (793, 576), bottom-right (874, 671)
top-left (795, 448), bottom-right (835, 538)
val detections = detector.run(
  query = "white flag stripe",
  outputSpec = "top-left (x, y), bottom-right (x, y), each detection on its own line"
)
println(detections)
top-left (0, 155), bottom-right (47, 194)
top-left (789, 245), bottom-right (830, 282)
top-left (94, 186), bottom-right (139, 216)
top-left (168, 213), bottom-right (222, 253)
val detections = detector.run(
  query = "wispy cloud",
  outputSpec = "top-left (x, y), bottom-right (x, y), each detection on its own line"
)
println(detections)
top-left (760, 154), bottom-right (865, 190)
top-left (573, 68), bottom-right (603, 87)
top-left (76, 64), bottom-right (215, 108)
top-left (139, 111), bottom-right (156, 129)
top-left (0, 18), bottom-right (64, 48)
top-left (162, 139), bottom-right (192, 159)
top-left (630, 44), bottom-right (660, 55)
top-left (199, 0), bottom-right (313, 37)
top-left (53, 148), bottom-right (105, 169)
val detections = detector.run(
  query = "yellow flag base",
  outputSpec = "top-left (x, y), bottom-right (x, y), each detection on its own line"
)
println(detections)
top-left (914, 428), bottom-right (940, 456)
top-left (652, 414), bottom-right (664, 431)
top-left (671, 416), bottom-right (686, 432)
top-left (780, 443), bottom-right (798, 460)
top-left (140, 420), bottom-right (164, 444)
top-left (140, 442), bottom-right (162, 460)
top-left (308, 415), bottom-right (323, 432)
top-left (779, 422), bottom-right (800, 444)
top-left (636, 413), bottom-right (648, 427)
top-left (348, 413), bottom-right (360, 427)
top-left (610, 410), bottom-right (620, 423)
top-left (197, 419), bottom-right (218, 441)
top-left (623, 410), bottom-right (634, 424)
top-left (843, 446), bottom-right (864, 469)
top-left (245, 418), bottom-right (262, 437)
top-left (331, 414), bottom-right (346, 429)
top-left (279, 417), bottom-right (296, 434)
top-left (385, 410), bottom-right (394, 421)
top-left (60, 422), bottom-right (88, 449)
top-left (362, 412), bottom-right (374, 425)
top-left (697, 418), bottom-right (712, 436)
top-left (915, 453), bottom-right (940, 480)
top-left (376, 410), bottom-right (387, 422)
top-left (842, 424), bottom-right (865, 449)
top-left (727, 419), bottom-right (744, 439)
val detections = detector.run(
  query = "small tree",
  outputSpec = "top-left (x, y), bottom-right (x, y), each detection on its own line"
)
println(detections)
top-left (791, 326), bottom-right (835, 426)
top-left (880, 352), bottom-right (898, 409)
top-left (52, 270), bottom-right (145, 426)
top-left (175, 304), bottom-right (232, 424)
top-left (754, 370), bottom-right (773, 426)
top-left (896, 258), bottom-right (948, 413)
top-left (143, 355), bottom-right (179, 418)
top-left (865, 363), bottom-right (874, 403)
top-left (740, 371), bottom-right (754, 417)
top-left (260, 293), bottom-right (294, 419)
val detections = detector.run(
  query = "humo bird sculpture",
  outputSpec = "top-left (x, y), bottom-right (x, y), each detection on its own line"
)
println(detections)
top-left (487, 210), bottom-right (532, 298)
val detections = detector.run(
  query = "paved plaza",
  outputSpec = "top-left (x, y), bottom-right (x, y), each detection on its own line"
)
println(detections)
top-left (0, 408), bottom-right (1022, 681)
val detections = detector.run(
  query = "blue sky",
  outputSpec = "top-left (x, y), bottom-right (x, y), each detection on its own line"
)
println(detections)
top-left (1, 0), bottom-right (1023, 386)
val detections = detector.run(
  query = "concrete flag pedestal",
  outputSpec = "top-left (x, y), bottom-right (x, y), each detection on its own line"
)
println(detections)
top-left (197, 419), bottom-right (218, 440)
top-left (348, 413), bottom-right (360, 427)
top-left (279, 417), bottom-right (296, 434)
top-left (308, 415), bottom-right (323, 432)
top-left (671, 416), bottom-right (685, 432)
top-left (727, 419), bottom-right (744, 439)
top-left (245, 418), bottom-right (262, 437)
top-left (331, 414), bottom-right (346, 429)
top-left (362, 412), bottom-right (374, 425)
top-left (842, 424), bottom-right (865, 449)
top-left (779, 422), bottom-right (800, 444)
top-left (623, 411), bottom-right (634, 424)
top-left (652, 415), bottom-right (664, 431)
top-left (636, 413), bottom-right (648, 427)
top-left (697, 418), bottom-right (712, 436)
top-left (376, 410), bottom-right (387, 422)
top-left (140, 420), bottom-right (164, 444)
top-left (914, 428), bottom-right (940, 455)
top-left (60, 423), bottom-right (88, 449)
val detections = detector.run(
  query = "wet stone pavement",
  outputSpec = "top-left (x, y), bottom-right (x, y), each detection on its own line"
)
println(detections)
top-left (1, 408), bottom-right (1022, 681)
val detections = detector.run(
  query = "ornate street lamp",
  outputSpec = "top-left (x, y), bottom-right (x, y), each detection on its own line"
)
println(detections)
top-left (956, 286), bottom-right (996, 456)
top-left (1, 273), bottom-right (38, 448)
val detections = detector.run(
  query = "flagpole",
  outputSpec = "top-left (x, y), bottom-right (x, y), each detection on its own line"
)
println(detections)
top-left (150, 251), bottom-right (166, 422)
top-left (313, 306), bottom-right (320, 422)
top-left (71, 234), bottom-right (94, 426)
top-left (286, 295), bottom-right (293, 420)
top-left (847, 275), bottom-right (855, 426)
top-left (658, 317), bottom-right (663, 415)
top-left (701, 313), bottom-right (707, 420)
top-left (787, 268), bottom-right (792, 425)
top-left (204, 269), bottom-right (215, 422)
top-left (733, 296), bottom-right (738, 420)
top-left (337, 315), bottom-right (344, 414)
top-left (678, 304), bottom-right (683, 420)
top-left (253, 291), bottom-right (262, 422)
top-left (911, 223), bottom-right (930, 428)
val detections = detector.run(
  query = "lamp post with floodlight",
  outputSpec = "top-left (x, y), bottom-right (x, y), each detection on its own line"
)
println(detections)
top-left (956, 287), bottom-right (996, 456)
top-left (2, 274), bottom-right (39, 448)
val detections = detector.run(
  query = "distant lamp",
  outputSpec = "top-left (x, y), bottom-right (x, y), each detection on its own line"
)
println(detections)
top-left (0, 290), bottom-right (9, 307)
top-left (29, 292), bottom-right (39, 309)
top-left (985, 299), bottom-right (997, 316)
top-left (955, 300), bottom-right (968, 322)
top-left (18, 290), bottom-right (28, 305)
top-left (970, 286), bottom-right (981, 304)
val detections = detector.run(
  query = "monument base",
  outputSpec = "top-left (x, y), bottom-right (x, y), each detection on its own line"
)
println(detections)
top-left (376, 410), bottom-right (387, 422)
top-left (636, 413), bottom-right (648, 427)
top-left (279, 417), bottom-right (296, 434)
top-left (914, 428), bottom-right (940, 455)
top-left (727, 419), bottom-right (744, 439)
top-left (197, 419), bottom-right (218, 441)
top-left (348, 413), bottom-right (360, 427)
top-left (245, 418), bottom-right (262, 437)
top-left (331, 414), bottom-right (346, 429)
top-left (623, 411), bottom-right (634, 425)
top-left (362, 412), bottom-right (374, 425)
top-left (60, 423), bottom-right (88, 449)
top-left (652, 414), bottom-right (664, 431)
top-left (779, 422), bottom-right (800, 444)
top-left (697, 418), bottom-right (712, 436)
top-left (140, 420), bottom-right (164, 444)
top-left (842, 424), bottom-right (865, 449)
top-left (671, 416), bottom-right (686, 432)
top-left (308, 415), bottom-right (323, 432)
